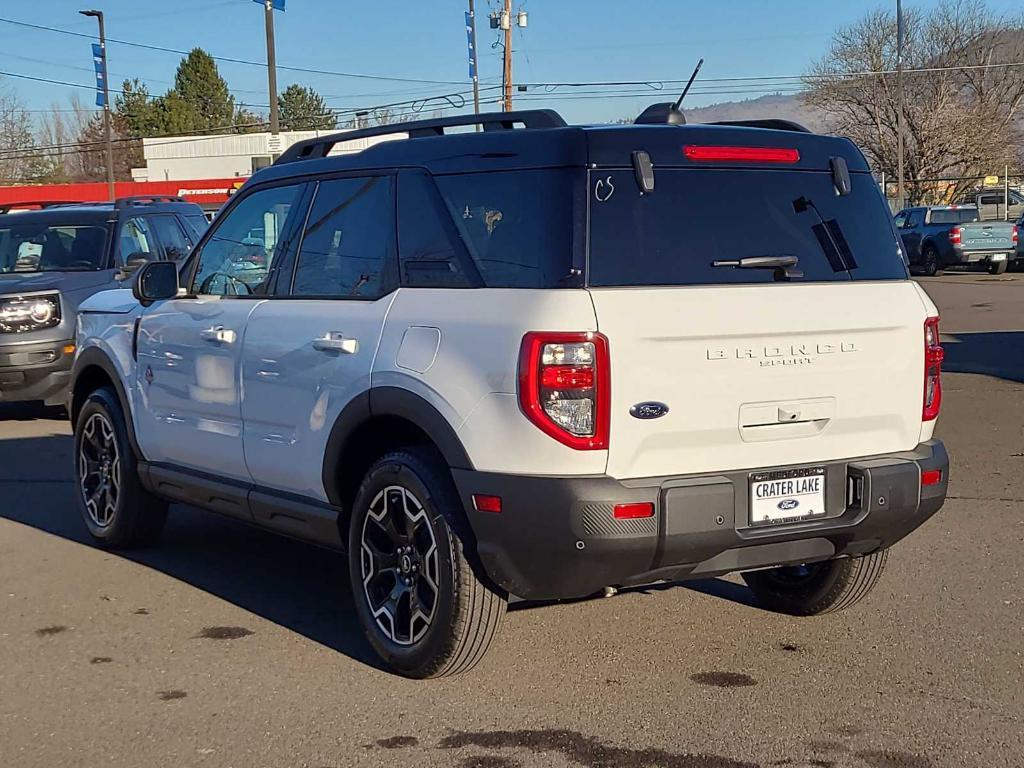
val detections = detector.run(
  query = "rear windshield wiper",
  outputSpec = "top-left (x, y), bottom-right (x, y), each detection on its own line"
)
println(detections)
top-left (712, 255), bottom-right (803, 281)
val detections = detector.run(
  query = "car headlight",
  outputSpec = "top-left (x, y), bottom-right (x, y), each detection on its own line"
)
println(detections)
top-left (0, 294), bottom-right (62, 334)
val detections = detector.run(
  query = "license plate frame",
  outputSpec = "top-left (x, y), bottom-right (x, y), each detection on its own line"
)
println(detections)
top-left (749, 466), bottom-right (827, 526)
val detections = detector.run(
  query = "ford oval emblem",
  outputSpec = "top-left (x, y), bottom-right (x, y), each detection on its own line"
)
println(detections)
top-left (777, 499), bottom-right (800, 511)
top-left (630, 401), bottom-right (669, 419)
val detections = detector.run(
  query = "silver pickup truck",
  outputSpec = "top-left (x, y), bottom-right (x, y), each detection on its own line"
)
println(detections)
top-left (894, 205), bottom-right (1015, 275)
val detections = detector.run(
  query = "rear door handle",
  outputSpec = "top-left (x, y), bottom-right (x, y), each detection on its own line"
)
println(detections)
top-left (312, 333), bottom-right (359, 354)
top-left (199, 326), bottom-right (237, 344)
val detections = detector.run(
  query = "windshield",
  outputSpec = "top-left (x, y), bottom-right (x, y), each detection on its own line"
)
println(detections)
top-left (0, 224), bottom-right (109, 273)
top-left (929, 208), bottom-right (978, 225)
top-left (588, 168), bottom-right (907, 286)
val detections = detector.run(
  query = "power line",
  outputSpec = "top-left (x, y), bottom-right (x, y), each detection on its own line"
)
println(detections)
top-left (0, 16), bottom-right (468, 86)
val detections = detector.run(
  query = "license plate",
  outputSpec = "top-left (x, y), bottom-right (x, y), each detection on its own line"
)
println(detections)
top-left (749, 467), bottom-right (826, 525)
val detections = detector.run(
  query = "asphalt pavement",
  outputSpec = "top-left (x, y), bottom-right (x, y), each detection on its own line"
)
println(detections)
top-left (0, 273), bottom-right (1021, 768)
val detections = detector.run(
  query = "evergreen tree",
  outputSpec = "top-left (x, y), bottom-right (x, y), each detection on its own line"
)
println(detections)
top-left (167, 48), bottom-right (235, 132)
top-left (279, 84), bottom-right (336, 131)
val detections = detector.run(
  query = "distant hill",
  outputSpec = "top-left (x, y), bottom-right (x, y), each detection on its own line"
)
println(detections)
top-left (683, 93), bottom-right (831, 133)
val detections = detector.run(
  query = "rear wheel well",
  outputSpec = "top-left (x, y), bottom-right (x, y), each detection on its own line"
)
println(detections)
top-left (70, 365), bottom-right (115, 426)
top-left (331, 415), bottom-right (443, 519)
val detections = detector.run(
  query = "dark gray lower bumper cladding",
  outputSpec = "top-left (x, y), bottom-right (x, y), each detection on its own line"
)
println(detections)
top-left (453, 440), bottom-right (949, 601)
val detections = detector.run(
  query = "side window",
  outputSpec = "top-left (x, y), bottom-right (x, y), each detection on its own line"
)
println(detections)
top-left (191, 184), bottom-right (302, 296)
top-left (979, 194), bottom-right (1002, 206)
top-left (291, 176), bottom-right (396, 299)
top-left (397, 172), bottom-right (476, 288)
top-left (182, 214), bottom-right (210, 241)
top-left (434, 170), bottom-right (573, 288)
top-left (118, 216), bottom-right (157, 264)
top-left (907, 209), bottom-right (925, 228)
top-left (893, 211), bottom-right (909, 229)
top-left (149, 215), bottom-right (191, 262)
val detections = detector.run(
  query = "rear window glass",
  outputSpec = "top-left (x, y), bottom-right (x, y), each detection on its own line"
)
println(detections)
top-left (928, 209), bottom-right (978, 225)
top-left (588, 169), bottom-right (907, 286)
top-left (435, 170), bottom-right (573, 288)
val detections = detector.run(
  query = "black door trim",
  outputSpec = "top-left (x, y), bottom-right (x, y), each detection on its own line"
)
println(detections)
top-left (138, 461), bottom-right (345, 551)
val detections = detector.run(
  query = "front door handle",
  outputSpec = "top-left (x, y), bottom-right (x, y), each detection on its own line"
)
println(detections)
top-left (199, 326), bottom-right (237, 344)
top-left (312, 333), bottom-right (359, 355)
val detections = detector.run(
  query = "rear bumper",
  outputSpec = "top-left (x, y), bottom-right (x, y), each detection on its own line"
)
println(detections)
top-left (454, 440), bottom-right (949, 600)
top-left (953, 249), bottom-right (1010, 264)
top-left (0, 339), bottom-right (75, 406)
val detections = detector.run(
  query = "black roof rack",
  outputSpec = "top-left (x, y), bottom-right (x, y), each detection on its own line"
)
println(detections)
top-left (275, 109), bottom-right (567, 165)
top-left (114, 195), bottom-right (187, 209)
top-left (708, 119), bottom-right (812, 133)
top-left (0, 200), bottom-right (89, 214)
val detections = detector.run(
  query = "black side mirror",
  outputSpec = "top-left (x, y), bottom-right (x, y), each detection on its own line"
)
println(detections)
top-left (133, 261), bottom-right (179, 307)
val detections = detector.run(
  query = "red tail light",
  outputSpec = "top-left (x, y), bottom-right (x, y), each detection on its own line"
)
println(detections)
top-left (683, 145), bottom-right (800, 164)
top-left (1013, 225), bottom-right (1019, 245)
top-left (921, 469), bottom-right (943, 487)
top-left (923, 317), bottom-right (944, 421)
top-left (518, 331), bottom-right (610, 450)
top-left (950, 226), bottom-right (962, 245)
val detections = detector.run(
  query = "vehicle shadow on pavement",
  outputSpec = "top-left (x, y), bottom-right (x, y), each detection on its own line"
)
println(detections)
top-left (942, 330), bottom-right (1024, 383)
top-left (0, 425), bottom-right (382, 671)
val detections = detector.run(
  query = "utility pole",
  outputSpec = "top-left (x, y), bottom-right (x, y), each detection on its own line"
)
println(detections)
top-left (80, 9), bottom-right (114, 201)
top-left (264, 0), bottom-right (279, 134)
top-left (896, 0), bottom-right (905, 209)
top-left (467, 0), bottom-right (481, 118)
top-left (502, 0), bottom-right (513, 112)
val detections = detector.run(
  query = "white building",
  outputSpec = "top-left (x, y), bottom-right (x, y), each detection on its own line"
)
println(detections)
top-left (132, 129), bottom-right (400, 182)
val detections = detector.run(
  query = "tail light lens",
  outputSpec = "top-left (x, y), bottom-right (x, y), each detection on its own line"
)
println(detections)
top-left (923, 316), bottom-right (944, 421)
top-left (950, 226), bottom-right (962, 245)
top-left (1013, 225), bottom-right (1019, 245)
top-left (518, 331), bottom-right (610, 450)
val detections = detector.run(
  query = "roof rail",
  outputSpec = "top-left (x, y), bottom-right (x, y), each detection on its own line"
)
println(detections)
top-left (115, 195), bottom-right (187, 209)
top-left (0, 200), bottom-right (88, 213)
top-left (275, 109), bottom-right (568, 165)
top-left (708, 119), bottom-right (812, 133)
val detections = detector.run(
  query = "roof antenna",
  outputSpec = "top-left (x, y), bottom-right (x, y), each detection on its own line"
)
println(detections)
top-left (635, 58), bottom-right (704, 125)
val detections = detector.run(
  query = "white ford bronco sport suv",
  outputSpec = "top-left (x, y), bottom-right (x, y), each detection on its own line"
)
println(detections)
top-left (70, 109), bottom-right (949, 678)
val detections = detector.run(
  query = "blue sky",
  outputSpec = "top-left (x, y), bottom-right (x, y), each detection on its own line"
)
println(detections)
top-left (2, 0), bottom-right (1023, 126)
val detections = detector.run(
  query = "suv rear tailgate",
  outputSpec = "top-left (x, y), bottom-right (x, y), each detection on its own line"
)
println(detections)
top-left (591, 281), bottom-right (927, 479)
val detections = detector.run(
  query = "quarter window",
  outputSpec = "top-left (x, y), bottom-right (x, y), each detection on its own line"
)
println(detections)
top-left (398, 172), bottom-right (476, 288)
top-left (191, 184), bottom-right (302, 296)
top-left (149, 215), bottom-right (191, 261)
top-left (434, 170), bottom-right (574, 288)
top-left (291, 176), bottom-right (396, 299)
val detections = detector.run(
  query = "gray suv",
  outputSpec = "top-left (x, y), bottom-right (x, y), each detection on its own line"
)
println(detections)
top-left (0, 196), bottom-right (207, 408)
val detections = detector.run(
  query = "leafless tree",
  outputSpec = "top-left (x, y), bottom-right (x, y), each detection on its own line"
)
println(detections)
top-left (0, 81), bottom-right (38, 184)
top-left (803, 0), bottom-right (1024, 203)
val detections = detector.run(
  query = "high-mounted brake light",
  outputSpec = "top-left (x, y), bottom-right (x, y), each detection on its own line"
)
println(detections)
top-left (683, 145), bottom-right (800, 164)
top-left (923, 316), bottom-right (944, 421)
top-left (950, 226), bottom-right (962, 245)
top-left (518, 331), bottom-right (610, 450)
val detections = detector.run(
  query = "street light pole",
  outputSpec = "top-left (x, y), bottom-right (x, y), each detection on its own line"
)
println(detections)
top-left (264, 0), bottom-right (279, 134)
top-left (80, 9), bottom-right (115, 201)
top-left (896, 0), bottom-right (905, 208)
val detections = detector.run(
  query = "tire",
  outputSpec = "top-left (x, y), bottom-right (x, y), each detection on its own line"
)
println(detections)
top-left (348, 449), bottom-right (505, 678)
top-left (988, 260), bottom-right (1008, 275)
top-left (74, 387), bottom-right (167, 548)
top-left (741, 551), bottom-right (888, 616)
top-left (921, 246), bottom-right (941, 276)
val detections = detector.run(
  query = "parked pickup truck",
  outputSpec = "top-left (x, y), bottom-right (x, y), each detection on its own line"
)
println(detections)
top-left (894, 205), bottom-right (1016, 275)
top-left (958, 188), bottom-right (1024, 222)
